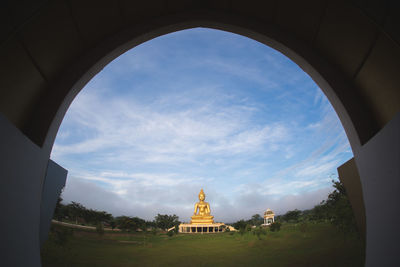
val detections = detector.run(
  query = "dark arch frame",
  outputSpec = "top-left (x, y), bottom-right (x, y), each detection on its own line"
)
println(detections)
top-left (1, 5), bottom-right (399, 267)
top-left (27, 10), bottom-right (371, 158)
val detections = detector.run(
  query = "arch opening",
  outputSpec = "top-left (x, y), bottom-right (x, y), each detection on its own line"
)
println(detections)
top-left (1, 3), bottom-right (398, 267)
top-left (43, 28), bottom-right (364, 265)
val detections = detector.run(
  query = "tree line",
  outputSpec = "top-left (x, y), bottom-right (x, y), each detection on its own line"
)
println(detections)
top-left (54, 179), bottom-right (358, 236)
top-left (277, 180), bottom-right (359, 234)
top-left (53, 197), bottom-right (180, 232)
top-left (231, 180), bottom-right (360, 236)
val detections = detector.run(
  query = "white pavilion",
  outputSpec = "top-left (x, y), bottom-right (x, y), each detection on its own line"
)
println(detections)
top-left (262, 208), bottom-right (275, 226)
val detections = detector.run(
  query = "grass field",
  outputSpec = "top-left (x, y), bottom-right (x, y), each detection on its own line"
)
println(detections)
top-left (41, 223), bottom-right (364, 267)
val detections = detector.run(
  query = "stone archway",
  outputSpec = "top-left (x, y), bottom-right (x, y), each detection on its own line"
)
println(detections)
top-left (0, 1), bottom-right (399, 266)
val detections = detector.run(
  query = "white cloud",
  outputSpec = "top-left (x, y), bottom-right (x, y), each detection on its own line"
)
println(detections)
top-left (52, 88), bottom-right (291, 165)
top-left (62, 174), bottom-right (333, 222)
top-left (52, 28), bottom-right (353, 222)
top-left (52, 83), bottom-right (351, 222)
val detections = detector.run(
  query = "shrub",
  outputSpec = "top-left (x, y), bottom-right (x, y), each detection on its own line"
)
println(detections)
top-left (174, 225), bottom-right (179, 234)
top-left (239, 227), bottom-right (246, 236)
top-left (262, 228), bottom-right (267, 235)
top-left (232, 220), bottom-right (247, 231)
top-left (254, 227), bottom-right (263, 239)
top-left (51, 225), bottom-right (74, 246)
top-left (246, 224), bottom-right (252, 232)
top-left (270, 222), bottom-right (281, 232)
top-left (167, 230), bottom-right (174, 237)
top-left (299, 222), bottom-right (308, 236)
top-left (151, 228), bottom-right (158, 235)
top-left (96, 222), bottom-right (104, 236)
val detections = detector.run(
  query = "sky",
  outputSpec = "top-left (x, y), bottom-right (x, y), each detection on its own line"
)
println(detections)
top-left (50, 28), bottom-right (353, 223)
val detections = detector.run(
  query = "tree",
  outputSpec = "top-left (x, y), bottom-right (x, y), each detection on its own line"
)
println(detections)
top-left (109, 219), bottom-right (116, 231)
top-left (154, 214), bottom-right (180, 231)
top-left (250, 214), bottom-right (263, 226)
top-left (167, 230), bottom-right (174, 237)
top-left (53, 196), bottom-right (66, 221)
top-left (151, 228), bottom-right (158, 235)
top-left (66, 202), bottom-right (86, 224)
top-left (115, 216), bottom-right (145, 232)
top-left (282, 209), bottom-right (301, 223)
top-left (245, 224), bottom-right (252, 232)
top-left (232, 219), bottom-right (247, 231)
top-left (269, 222), bottom-right (281, 232)
top-left (309, 203), bottom-right (329, 222)
top-left (302, 180), bottom-right (360, 238)
top-left (323, 180), bottom-right (358, 234)
top-left (145, 220), bottom-right (156, 229)
top-left (52, 199), bottom-right (117, 227)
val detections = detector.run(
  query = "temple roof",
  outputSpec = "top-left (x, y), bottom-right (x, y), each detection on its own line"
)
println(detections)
top-left (264, 208), bottom-right (274, 215)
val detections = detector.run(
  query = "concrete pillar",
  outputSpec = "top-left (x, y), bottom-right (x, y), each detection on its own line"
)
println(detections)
top-left (354, 112), bottom-right (400, 267)
top-left (0, 115), bottom-right (48, 267)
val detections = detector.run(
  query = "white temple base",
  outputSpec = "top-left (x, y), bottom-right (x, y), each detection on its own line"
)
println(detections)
top-left (178, 223), bottom-right (226, 233)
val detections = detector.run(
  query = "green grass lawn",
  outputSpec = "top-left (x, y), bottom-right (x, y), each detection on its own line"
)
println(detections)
top-left (41, 223), bottom-right (364, 267)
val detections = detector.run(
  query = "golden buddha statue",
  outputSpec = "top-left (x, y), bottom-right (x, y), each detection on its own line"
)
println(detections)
top-left (190, 189), bottom-right (214, 224)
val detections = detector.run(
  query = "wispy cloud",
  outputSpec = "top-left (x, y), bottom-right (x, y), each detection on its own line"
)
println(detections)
top-left (61, 175), bottom-right (333, 222)
top-left (52, 28), bottom-right (353, 222)
top-left (52, 88), bottom-right (291, 165)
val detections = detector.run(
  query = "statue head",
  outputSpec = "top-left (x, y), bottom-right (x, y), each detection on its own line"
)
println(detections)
top-left (198, 189), bottom-right (205, 201)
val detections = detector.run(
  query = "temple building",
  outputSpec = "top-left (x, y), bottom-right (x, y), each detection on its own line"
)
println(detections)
top-left (178, 189), bottom-right (226, 233)
top-left (262, 208), bottom-right (275, 226)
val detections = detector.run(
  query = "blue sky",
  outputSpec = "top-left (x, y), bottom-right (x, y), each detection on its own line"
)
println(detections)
top-left (51, 28), bottom-right (353, 222)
